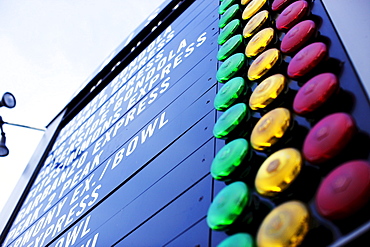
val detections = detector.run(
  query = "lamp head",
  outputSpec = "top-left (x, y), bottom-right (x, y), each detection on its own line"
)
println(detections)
top-left (0, 92), bottom-right (16, 109)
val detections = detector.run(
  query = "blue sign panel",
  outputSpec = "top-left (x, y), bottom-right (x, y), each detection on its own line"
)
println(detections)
top-left (2, 0), bottom-right (219, 246)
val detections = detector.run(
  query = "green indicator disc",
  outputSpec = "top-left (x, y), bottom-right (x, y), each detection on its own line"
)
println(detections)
top-left (219, 4), bottom-right (240, 29)
top-left (218, 233), bottom-right (255, 247)
top-left (218, 19), bottom-right (241, 45)
top-left (211, 138), bottom-right (250, 181)
top-left (216, 53), bottom-right (246, 83)
top-left (213, 103), bottom-right (249, 139)
top-left (217, 34), bottom-right (243, 61)
top-left (207, 181), bottom-right (250, 231)
top-left (214, 77), bottom-right (246, 111)
top-left (219, 0), bottom-right (237, 15)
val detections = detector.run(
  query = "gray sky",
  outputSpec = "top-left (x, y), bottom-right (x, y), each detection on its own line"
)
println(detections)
top-left (0, 0), bottom-right (165, 213)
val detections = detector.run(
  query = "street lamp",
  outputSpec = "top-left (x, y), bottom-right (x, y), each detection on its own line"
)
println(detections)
top-left (0, 92), bottom-right (45, 157)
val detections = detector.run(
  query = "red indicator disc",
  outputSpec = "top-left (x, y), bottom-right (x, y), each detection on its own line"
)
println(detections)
top-left (303, 112), bottom-right (356, 164)
top-left (272, 0), bottom-right (295, 12)
top-left (316, 160), bottom-right (370, 220)
top-left (280, 20), bottom-right (316, 54)
top-left (293, 73), bottom-right (339, 115)
top-left (287, 42), bottom-right (327, 79)
top-left (276, 0), bottom-right (309, 31)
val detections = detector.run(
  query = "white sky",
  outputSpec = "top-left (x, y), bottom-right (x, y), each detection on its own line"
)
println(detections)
top-left (0, 0), bottom-right (165, 214)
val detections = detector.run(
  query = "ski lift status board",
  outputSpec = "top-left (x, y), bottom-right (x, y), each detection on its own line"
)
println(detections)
top-left (1, 0), bottom-right (370, 246)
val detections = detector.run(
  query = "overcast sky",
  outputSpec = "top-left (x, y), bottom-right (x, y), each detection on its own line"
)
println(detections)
top-left (0, 0), bottom-right (165, 214)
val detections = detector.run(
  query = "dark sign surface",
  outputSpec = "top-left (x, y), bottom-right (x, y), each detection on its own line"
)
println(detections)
top-left (2, 0), bottom-right (219, 246)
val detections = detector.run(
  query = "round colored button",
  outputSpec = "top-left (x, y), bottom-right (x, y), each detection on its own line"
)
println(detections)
top-left (214, 77), bottom-right (246, 111)
top-left (217, 34), bottom-right (244, 61)
top-left (257, 201), bottom-right (310, 247)
top-left (272, 0), bottom-right (295, 11)
top-left (218, 19), bottom-right (241, 45)
top-left (242, 0), bottom-right (267, 20)
top-left (276, 0), bottom-right (309, 31)
top-left (218, 233), bottom-right (254, 247)
top-left (216, 53), bottom-right (246, 83)
top-left (255, 148), bottom-right (302, 196)
top-left (207, 181), bottom-right (250, 231)
top-left (248, 48), bottom-right (280, 81)
top-left (211, 138), bottom-right (251, 181)
top-left (303, 112), bottom-right (356, 164)
top-left (293, 73), bottom-right (339, 115)
top-left (315, 160), bottom-right (370, 220)
top-left (241, 0), bottom-right (252, 5)
top-left (243, 10), bottom-right (269, 38)
top-left (219, 4), bottom-right (240, 29)
top-left (219, 0), bottom-right (237, 15)
top-left (245, 27), bottom-right (275, 58)
top-left (213, 103), bottom-right (249, 139)
top-left (250, 107), bottom-right (291, 151)
top-left (249, 74), bottom-right (287, 110)
top-left (280, 20), bottom-right (317, 53)
top-left (287, 42), bottom-right (328, 79)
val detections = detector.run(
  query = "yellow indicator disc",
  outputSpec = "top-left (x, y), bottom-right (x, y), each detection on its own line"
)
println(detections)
top-left (248, 48), bottom-right (280, 81)
top-left (245, 27), bottom-right (275, 58)
top-left (250, 107), bottom-right (291, 151)
top-left (243, 10), bottom-right (269, 38)
top-left (257, 201), bottom-right (310, 247)
top-left (255, 148), bottom-right (302, 196)
top-left (249, 74), bottom-right (287, 110)
top-left (242, 0), bottom-right (267, 20)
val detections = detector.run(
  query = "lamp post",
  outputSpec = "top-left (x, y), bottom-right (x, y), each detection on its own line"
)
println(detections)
top-left (0, 92), bottom-right (45, 157)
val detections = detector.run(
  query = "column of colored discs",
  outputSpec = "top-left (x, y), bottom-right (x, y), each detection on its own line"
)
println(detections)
top-left (273, 1), bottom-right (370, 244)
top-left (249, 1), bottom-right (315, 246)
top-left (242, 0), bottom-right (283, 83)
top-left (240, 0), bottom-right (294, 121)
top-left (274, 0), bottom-right (359, 165)
top-left (208, 1), bottom-right (258, 246)
top-left (215, 0), bottom-right (250, 141)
